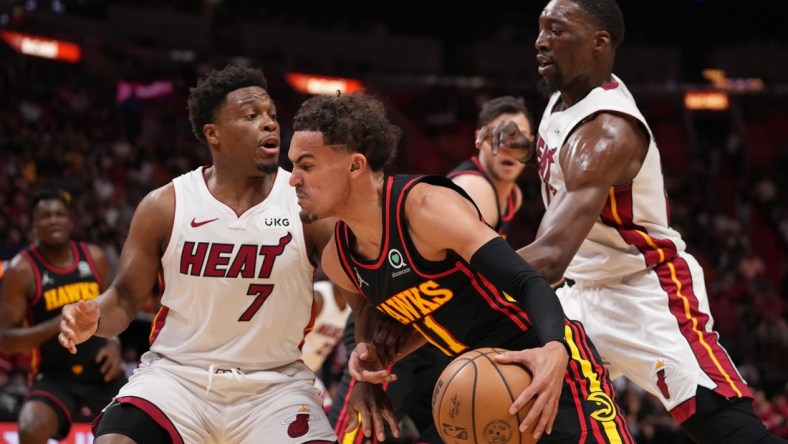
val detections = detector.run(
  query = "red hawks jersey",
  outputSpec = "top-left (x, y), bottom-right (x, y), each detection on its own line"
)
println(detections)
top-left (152, 167), bottom-right (315, 370)
top-left (536, 75), bottom-right (686, 282)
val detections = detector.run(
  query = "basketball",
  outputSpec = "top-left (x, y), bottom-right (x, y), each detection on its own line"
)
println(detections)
top-left (432, 347), bottom-right (536, 444)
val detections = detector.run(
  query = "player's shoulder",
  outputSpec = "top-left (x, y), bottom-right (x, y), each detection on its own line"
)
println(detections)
top-left (450, 172), bottom-right (493, 193)
top-left (139, 182), bottom-right (175, 212)
top-left (2, 250), bottom-right (35, 282)
top-left (83, 242), bottom-right (108, 260)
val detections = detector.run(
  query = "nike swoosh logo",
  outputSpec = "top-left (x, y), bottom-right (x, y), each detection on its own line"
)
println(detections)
top-left (191, 217), bottom-right (219, 228)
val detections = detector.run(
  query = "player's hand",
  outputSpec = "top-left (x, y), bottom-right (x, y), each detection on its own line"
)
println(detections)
top-left (494, 341), bottom-right (569, 441)
top-left (344, 381), bottom-right (400, 442)
top-left (96, 337), bottom-right (123, 382)
top-left (348, 341), bottom-right (397, 384)
top-left (59, 299), bottom-right (100, 354)
top-left (476, 119), bottom-right (533, 160)
top-left (372, 316), bottom-right (416, 364)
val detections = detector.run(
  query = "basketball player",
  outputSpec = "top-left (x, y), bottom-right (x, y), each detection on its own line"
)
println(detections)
top-left (288, 92), bottom-right (634, 443)
top-left (57, 65), bottom-right (392, 443)
top-left (448, 95), bottom-right (535, 237)
top-left (302, 278), bottom-right (351, 410)
top-left (0, 189), bottom-right (126, 444)
top-left (330, 95), bottom-right (537, 443)
top-left (477, 1), bottom-right (785, 443)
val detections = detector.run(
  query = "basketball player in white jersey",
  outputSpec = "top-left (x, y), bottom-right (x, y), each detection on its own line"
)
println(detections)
top-left (302, 279), bottom-right (351, 409)
top-left (478, 1), bottom-right (784, 443)
top-left (57, 65), bottom-right (397, 443)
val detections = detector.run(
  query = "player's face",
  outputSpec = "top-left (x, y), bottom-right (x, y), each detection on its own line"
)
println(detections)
top-left (535, 0), bottom-right (597, 96)
top-left (211, 86), bottom-right (280, 174)
top-left (288, 131), bottom-right (354, 224)
top-left (477, 112), bottom-right (531, 183)
top-left (32, 199), bottom-right (72, 247)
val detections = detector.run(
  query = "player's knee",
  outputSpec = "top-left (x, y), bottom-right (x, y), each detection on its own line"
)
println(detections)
top-left (17, 400), bottom-right (60, 437)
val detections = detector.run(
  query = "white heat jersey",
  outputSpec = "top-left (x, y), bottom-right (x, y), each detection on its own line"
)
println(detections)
top-left (536, 74), bottom-right (686, 282)
top-left (152, 166), bottom-right (315, 370)
top-left (301, 280), bottom-right (351, 372)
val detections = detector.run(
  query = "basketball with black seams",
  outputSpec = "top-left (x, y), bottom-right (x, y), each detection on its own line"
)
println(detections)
top-left (432, 347), bottom-right (536, 444)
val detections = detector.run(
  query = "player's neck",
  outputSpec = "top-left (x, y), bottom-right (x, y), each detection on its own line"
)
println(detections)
top-left (342, 174), bottom-right (385, 261)
top-left (36, 241), bottom-right (75, 268)
top-left (204, 166), bottom-right (277, 214)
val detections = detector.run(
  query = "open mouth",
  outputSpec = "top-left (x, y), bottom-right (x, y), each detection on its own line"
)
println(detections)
top-left (536, 55), bottom-right (553, 75)
top-left (259, 136), bottom-right (280, 150)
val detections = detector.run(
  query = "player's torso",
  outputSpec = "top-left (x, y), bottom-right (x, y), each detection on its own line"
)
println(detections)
top-left (335, 175), bottom-right (537, 357)
top-left (447, 157), bottom-right (517, 236)
top-left (24, 241), bottom-right (107, 381)
top-left (154, 167), bottom-right (314, 370)
top-left (536, 75), bottom-right (686, 282)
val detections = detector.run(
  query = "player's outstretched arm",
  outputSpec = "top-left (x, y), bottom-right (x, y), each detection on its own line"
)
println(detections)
top-left (60, 185), bottom-right (174, 352)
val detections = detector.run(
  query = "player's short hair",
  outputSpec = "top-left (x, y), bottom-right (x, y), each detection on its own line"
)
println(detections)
top-left (572, 0), bottom-right (625, 48)
top-left (30, 188), bottom-right (71, 220)
top-left (187, 65), bottom-right (269, 145)
top-left (477, 96), bottom-right (534, 133)
top-left (292, 92), bottom-right (402, 172)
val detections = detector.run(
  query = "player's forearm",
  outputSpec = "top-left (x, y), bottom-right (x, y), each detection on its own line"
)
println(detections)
top-left (0, 317), bottom-right (60, 353)
top-left (470, 237), bottom-right (568, 349)
top-left (352, 303), bottom-right (378, 346)
top-left (94, 287), bottom-right (142, 337)
top-left (391, 333), bottom-right (428, 362)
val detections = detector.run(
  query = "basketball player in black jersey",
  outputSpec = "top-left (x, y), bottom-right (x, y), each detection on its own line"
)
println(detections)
top-left (0, 189), bottom-right (126, 444)
top-left (288, 92), bottom-right (634, 443)
top-left (329, 95), bottom-right (536, 443)
top-left (448, 95), bottom-right (535, 237)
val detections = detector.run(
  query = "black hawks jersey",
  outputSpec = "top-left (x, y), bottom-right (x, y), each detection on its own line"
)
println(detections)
top-left (447, 156), bottom-right (518, 236)
top-left (334, 174), bottom-right (540, 358)
top-left (22, 241), bottom-right (109, 383)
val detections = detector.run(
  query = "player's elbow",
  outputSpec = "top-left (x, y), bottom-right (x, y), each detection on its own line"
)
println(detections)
top-left (518, 247), bottom-right (567, 286)
top-left (539, 265), bottom-right (566, 287)
top-left (0, 331), bottom-right (22, 355)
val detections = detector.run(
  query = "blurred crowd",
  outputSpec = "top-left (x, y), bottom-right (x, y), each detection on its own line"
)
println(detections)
top-left (0, 39), bottom-right (786, 441)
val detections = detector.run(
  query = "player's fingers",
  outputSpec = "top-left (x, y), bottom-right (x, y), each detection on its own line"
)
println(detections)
top-left (381, 406), bottom-right (400, 439)
top-left (360, 369), bottom-right (396, 384)
top-left (61, 306), bottom-right (73, 325)
top-left (344, 405), bottom-right (360, 432)
top-left (510, 385), bottom-right (536, 415)
top-left (95, 347), bottom-right (108, 363)
top-left (544, 402), bottom-right (558, 435)
top-left (359, 407), bottom-right (374, 438)
top-left (348, 351), bottom-right (366, 379)
top-left (58, 333), bottom-right (77, 355)
top-left (530, 403), bottom-right (551, 441)
top-left (519, 394), bottom-right (547, 437)
top-left (475, 126), bottom-right (490, 148)
top-left (492, 351), bottom-right (522, 365)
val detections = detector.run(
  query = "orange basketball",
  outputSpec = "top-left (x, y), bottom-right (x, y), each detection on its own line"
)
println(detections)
top-left (432, 347), bottom-right (536, 444)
